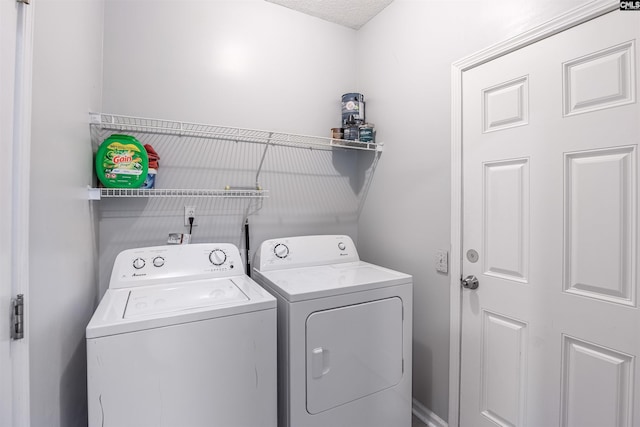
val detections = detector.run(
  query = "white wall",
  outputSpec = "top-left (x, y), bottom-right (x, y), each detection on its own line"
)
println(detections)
top-left (25, 1), bottom-right (603, 425)
top-left (98, 0), bottom-right (366, 291)
top-left (355, 0), bottom-right (592, 422)
top-left (29, 1), bottom-right (103, 426)
top-left (102, 0), bottom-right (357, 136)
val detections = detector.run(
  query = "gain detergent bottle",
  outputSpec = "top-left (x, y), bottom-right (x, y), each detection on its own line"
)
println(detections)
top-left (95, 134), bottom-right (148, 188)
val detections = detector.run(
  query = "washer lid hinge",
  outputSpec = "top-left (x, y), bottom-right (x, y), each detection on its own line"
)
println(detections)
top-left (11, 294), bottom-right (24, 340)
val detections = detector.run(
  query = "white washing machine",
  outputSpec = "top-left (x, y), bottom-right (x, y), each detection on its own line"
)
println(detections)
top-left (86, 243), bottom-right (277, 427)
top-left (253, 235), bottom-right (413, 427)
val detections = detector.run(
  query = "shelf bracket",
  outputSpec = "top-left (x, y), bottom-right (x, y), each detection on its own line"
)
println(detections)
top-left (255, 131), bottom-right (274, 189)
top-left (89, 112), bottom-right (102, 125)
top-left (88, 186), bottom-right (101, 200)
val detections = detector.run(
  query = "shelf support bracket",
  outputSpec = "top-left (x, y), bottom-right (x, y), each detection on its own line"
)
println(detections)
top-left (254, 132), bottom-right (273, 189)
top-left (89, 112), bottom-right (102, 125)
top-left (88, 186), bottom-right (101, 200)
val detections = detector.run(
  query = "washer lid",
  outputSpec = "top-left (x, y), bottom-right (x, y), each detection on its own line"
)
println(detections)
top-left (86, 276), bottom-right (275, 339)
top-left (254, 261), bottom-right (412, 302)
top-left (124, 279), bottom-right (248, 319)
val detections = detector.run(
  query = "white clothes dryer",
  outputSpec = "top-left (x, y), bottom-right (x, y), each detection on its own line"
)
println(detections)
top-left (253, 235), bottom-right (413, 427)
top-left (86, 243), bottom-right (277, 427)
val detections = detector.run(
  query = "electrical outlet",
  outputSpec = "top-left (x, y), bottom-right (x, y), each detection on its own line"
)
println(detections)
top-left (184, 206), bottom-right (196, 226)
top-left (435, 250), bottom-right (448, 274)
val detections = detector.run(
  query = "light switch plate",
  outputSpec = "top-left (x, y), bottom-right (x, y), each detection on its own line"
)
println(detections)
top-left (435, 250), bottom-right (448, 274)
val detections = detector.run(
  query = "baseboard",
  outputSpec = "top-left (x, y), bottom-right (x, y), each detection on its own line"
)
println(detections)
top-left (412, 399), bottom-right (448, 427)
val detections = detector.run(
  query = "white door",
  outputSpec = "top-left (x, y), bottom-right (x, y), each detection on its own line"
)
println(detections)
top-left (461, 9), bottom-right (640, 427)
top-left (1, 0), bottom-right (19, 424)
top-left (1, 0), bottom-right (32, 425)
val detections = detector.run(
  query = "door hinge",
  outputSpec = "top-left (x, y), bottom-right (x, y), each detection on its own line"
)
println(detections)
top-left (11, 294), bottom-right (24, 340)
top-left (17, 0), bottom-right (30, 4)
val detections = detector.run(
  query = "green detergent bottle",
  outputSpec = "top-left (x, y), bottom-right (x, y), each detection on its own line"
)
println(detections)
top-left (95, 134), bottom-right (148, 188)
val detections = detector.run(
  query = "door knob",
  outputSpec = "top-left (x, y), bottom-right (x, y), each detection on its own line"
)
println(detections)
top-left (461, 275), bottom-right (479, 290)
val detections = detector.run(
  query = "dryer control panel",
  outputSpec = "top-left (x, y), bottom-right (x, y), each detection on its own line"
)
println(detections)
top-left (110, 243), bottom-right (244, 289)
top-left (255, 235), bottom-right (359, 272)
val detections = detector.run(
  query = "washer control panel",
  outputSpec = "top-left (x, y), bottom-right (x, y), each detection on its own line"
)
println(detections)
top-left (110, 243), bottom-right (243, 289)
top-left (256, 235), bottom-right (359, 272)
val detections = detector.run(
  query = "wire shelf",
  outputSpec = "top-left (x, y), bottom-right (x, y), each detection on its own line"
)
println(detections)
top-left (88, 187), bottom-right (269, 200)
top-left (90, 113), bottom-right (383, 152)
top-left (88, 112), bottom-right (382, 203)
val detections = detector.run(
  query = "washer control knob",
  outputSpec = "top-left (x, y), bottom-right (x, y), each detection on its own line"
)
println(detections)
top-left (153, 256), bottom-right (165, 267)
top-left (274, 243), bottom-right (289, 259)
top-left (338, 242), bottom-right (346, 251)
top-left (209, 249), bottom-right (227, 266)
top-left (133, 258), bottom-right (145, 269)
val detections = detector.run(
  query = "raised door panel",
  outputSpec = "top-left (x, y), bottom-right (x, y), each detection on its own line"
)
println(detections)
top-left (483, 76), bottom-right (529, 133)
top-left (560, 336), bottom-right (634, 427)
top-left (483, 159), bottom-right (530, 283)
top-left (563, 41), bottom-right (636, 117)
top-left (564, 146), bottom-right (637, 306)
top-left (480, 311), bottom-right (528, 427)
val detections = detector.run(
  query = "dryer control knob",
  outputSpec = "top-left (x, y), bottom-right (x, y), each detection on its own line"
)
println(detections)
top-left (274, 243), bottom-right (289, 259)
top-left (209, 249), bottom-right (227, 266)
top-left (338, 242), bottom-right (346, 251)
top-left (133, 258), bottom-right (145, 269)
top-left (153, 256), bottom-right (165, 267)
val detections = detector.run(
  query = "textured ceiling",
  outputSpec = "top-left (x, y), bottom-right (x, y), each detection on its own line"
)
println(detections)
top-left (265, 0), bottom-right (395, 30)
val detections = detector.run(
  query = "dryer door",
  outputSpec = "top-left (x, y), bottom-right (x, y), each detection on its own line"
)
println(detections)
top-left (305, 297), bottom-right (404, 414)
